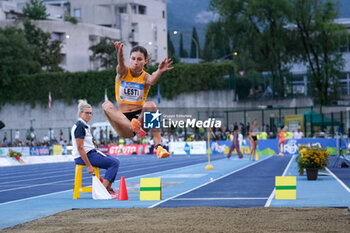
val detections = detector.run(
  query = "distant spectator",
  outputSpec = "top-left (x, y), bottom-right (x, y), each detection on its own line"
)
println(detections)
top-left (249, 120), bottom-right (259, 161)
top-left (2, 132), bottom-right (8, 146)
top-left (293, 128), bottom-right (304, 139)
top-left (285, 128), bottom-right (292, 139)
top-left (49, 129), bottom-right (54, 140)
top-left (227, 125), bottom-right (243, 159)
top-left (258, 131), bottom-right (268, 140)
top-left (278, 126), bottom-right (286, 156)
top-left (59, 129), bottom-right (64, 142)
top-left (248, 88), bottom-right (254, 97)
top-left (26, 129), bottom-right (31, 146)
top-left (30, 131), bottom-right (36, 146)
top-left (109, 130), bottom-right (113, 144)
top-left (15, 129), bottom-right (20, 146)
top-left (264, 85), bottom-right (272, 97)
top-left (100, 129), bottom-right (105, 145)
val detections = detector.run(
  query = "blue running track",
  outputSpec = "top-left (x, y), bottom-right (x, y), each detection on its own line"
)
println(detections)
top-left (0, 154), bottom-right (349, 230)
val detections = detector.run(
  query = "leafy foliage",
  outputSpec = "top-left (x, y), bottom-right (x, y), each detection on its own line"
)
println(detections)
top-left (190, 27), bottom-right (200, 58)
top-left (291, 0), bottom-right (346, 105)
top-left (168, 31), bottom-right (179, 63)
top-left (89, 37), bottom-right (118, 69)
top-left (208, 0), bottom-right (347, 103)
top-left (209, 0), bottom-right (294, 97)
top-left (179, 33), bottom-right (189, 57)
top-left (22, 0), bottom-right (48, 20)
top-left (64, 16), bottom-right (78, 24)
top-left (202, 21), bottom-right (231, 61)
top-left (296, 145), bottom-right (330, 172)
top-left (23, 20), bottom-right (63, 72)
top-left (0, 26), bottom-right (41, 92)
top-left (8, 150), bottom-right (22, 158)
top-left (0, 63), bottom-right (249, 107)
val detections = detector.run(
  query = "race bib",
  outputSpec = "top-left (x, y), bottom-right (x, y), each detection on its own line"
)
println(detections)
top-left (119, 81), bottom-right (144, 103)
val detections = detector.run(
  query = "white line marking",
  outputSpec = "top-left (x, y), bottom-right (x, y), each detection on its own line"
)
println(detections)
top-left (0, 157), bottom-right (223, 205)
top-left (0, 167), bottom-right (74, 179)
top-left (149, 156), bottom-right (272, 208)
top-left (264, 155), bottom-right (295, 207)
top-left (0, 190), bottom-right (71, 206)
top-left (0, 173), bottom-right (74, 185)
top-left (0, 178), bottom-right (77, 193)
top-left (326, 167), bottom-right (350, 193)
top-left (174, 197), bottom-right (268, 201)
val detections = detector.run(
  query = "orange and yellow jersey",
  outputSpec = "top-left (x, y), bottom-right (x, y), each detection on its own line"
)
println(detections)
top-left (115, 67), bottom-right (150, 105)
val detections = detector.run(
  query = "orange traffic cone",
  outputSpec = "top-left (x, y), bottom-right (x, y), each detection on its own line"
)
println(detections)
top-left (118, 176), bottom-right (129, 200)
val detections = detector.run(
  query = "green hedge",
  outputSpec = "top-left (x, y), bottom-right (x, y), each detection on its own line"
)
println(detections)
top-left (0, 62), bottom-right (251, 107)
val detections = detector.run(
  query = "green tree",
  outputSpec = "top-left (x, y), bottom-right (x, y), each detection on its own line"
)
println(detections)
top-left (210, 0), bottom-right (293, 97)
top-left (203, 21), bottom-right (231, 61)
top-left (190, 27), bottom-right (200, 59)
top-left (291, 0), bottom-right (346, 104)
top-left (179, 33), bottom-right (188, 58)
top-left (22, 0), bottom-right (48, 20)
top-left (23, 20), bottom-right (63, 72)
top-left (167, 31), bottom-right (179, 63)
top-left (0, 27), bottom-right (41, 103)
top-left (89, 37), bottom-right (117, 69)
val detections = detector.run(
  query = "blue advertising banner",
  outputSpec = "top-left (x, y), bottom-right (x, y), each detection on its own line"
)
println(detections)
top-left (30, 147), bottom-right (50, 156)
top-left (209, 138), bottom-right (342, 156)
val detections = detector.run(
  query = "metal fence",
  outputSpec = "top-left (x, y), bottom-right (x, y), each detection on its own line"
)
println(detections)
top-left (0, 127), bottom-right (71, 147)
top-left (1, 106), bottom-right (349, 147)
top-left (198, 106), bottom-right (350, 137)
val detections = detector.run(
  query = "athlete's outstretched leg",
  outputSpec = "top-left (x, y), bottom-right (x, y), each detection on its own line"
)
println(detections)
top-left (134, 101), bottom-right (169, 158)
top-left (102, 100), bottom-right (134, 138)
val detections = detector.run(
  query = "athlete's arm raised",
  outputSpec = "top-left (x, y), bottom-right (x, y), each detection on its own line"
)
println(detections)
top-left (145, 58), bottom-right (173, 85)
top-left (112, 41), bottom-right (128, 82)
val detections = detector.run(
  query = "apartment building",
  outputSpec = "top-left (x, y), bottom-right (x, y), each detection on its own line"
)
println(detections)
top-left (44, 0), bottom-right (168, 64)
top-left (0, 0), bottom-right (167, 71)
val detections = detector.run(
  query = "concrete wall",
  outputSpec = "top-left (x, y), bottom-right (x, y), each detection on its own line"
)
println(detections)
top-left (0, 90), bottom-right (315, 130)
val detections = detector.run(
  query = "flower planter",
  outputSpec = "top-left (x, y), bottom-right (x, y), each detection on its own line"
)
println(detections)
top-left (306, 168), bottom-right (318, 180)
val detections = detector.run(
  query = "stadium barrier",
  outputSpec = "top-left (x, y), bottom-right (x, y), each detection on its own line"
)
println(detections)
top-left (0, 146), bottom-right (67, 157)
top-left (106, 144), bottom-right (149, 156)
top-left (170, 138), bottom-right (343, 156)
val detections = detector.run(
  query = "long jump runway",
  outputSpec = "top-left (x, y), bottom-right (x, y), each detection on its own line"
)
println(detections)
top-left (156, 155), bottom-right (291, 208)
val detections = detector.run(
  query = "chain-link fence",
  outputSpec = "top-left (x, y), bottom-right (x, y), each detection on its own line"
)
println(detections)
top-left (198, 106), bottom-right (350, 138)
top-left (1, 106), bottom-right (349, 147)
top-left (0, 127), bottom-right (71, 147)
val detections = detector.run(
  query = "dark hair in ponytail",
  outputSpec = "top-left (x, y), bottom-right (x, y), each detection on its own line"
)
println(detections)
top-left (130, 46), bottom-right (151, 70)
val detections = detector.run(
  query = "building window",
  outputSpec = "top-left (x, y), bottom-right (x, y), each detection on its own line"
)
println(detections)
top-left (153, 26), bottom-right (158, 42)
top-left (51, 32), bottom-right (65, 43)
top-left (139, 5), bottom-right (146, 15)
top-left (119, 7), bottom-right (126, 13)
top-left (74, 8), bottom-right (81, 18)
top-left (153, 46), bottom-right (158, 61)
top-left (131, 23), bottom-right (138, 33)
top-left (131, 4), bottom-right (137, 14)
top-left (162, 10), bottom-right (165, 19)
top-left (60, 54), bottom-right (67, 66)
